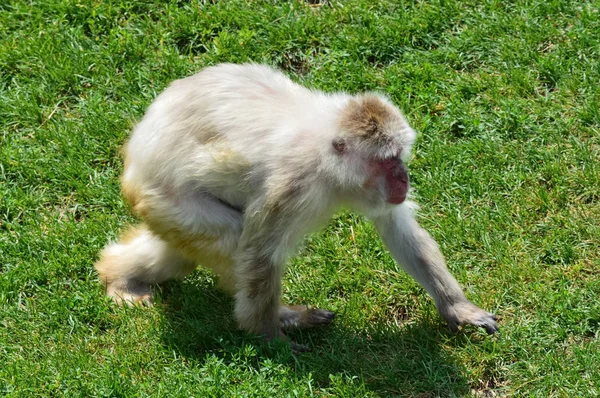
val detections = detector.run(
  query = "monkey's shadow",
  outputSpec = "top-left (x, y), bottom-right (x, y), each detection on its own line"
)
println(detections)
top-left (157, 276), bottom-right (479, 396)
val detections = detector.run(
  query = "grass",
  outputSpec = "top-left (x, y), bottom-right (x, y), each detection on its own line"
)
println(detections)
top-left (1, 0), bottom-right (599, 396)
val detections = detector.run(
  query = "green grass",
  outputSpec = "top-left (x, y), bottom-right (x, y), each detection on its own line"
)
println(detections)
top-left (1, 0), bottom-right (599, 396)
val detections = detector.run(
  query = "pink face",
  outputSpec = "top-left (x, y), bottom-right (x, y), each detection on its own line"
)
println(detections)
top-left (332, 140), bottom-right (410, 204)
top-left (367, 158), bottom-right (410, 204)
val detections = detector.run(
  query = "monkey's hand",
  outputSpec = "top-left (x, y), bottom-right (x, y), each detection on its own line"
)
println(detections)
top-left (280, 305), bottom-right (336, 330)
top-left (276, 305), bottom-right (336, 352)
top-left (440, 300), bottom-right (499, 334)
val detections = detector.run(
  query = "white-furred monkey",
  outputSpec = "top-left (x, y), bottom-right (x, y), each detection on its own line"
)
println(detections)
top-left (95, 63), bottom-right (498, 346)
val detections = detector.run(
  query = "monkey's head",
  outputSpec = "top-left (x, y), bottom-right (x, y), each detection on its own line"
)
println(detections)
top-left (332, 94), bottom-right (416, 210)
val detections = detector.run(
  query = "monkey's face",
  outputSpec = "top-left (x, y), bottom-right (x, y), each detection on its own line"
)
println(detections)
top-left (332, 141), bottom-right (411, 211)
top-left (351, 153), bottom-right (410, 211)
top-left (369, 156), bottom-right (410, 205)
top-left (334, 94), bottom-right (416, 210)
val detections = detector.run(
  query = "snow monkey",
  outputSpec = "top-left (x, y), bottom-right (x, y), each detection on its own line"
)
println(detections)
top-left (95, 63), bottom-right (498, 346)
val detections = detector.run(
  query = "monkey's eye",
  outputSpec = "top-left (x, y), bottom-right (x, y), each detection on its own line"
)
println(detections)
top-left (381, 153), bottom-right (400, 162)
top-left (332, 140), bottom-right (347, 154)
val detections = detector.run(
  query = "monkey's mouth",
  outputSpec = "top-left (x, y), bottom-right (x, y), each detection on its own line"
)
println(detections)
top-left (385, 177), bottom-right (409, 205)
top-left (379, 158), bottom-right (409, 205)
top-left (387, 191), bottom-right (407, 204)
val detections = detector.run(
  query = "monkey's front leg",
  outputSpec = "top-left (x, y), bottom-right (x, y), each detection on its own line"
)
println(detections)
top-left (232, 192), bottom-right (336, 346)
top-left (372, 205), bottom-right (499, 334)
top-left (234, 248), bottom-right (285, 340)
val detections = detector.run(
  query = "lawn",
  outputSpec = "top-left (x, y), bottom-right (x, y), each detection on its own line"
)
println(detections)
top-left (1, 0), bottom-right (599, 396)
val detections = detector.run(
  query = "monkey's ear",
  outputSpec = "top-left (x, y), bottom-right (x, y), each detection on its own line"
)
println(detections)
top-left (332, 139), bottom-right (347, 154)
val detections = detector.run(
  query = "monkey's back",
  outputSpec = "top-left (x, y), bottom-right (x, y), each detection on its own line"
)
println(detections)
top-left (122, 63), bottom-right (346, 210)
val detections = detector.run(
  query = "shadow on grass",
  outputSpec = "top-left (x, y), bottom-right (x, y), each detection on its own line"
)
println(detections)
top-left (157, 277), bottom-right (476, 396)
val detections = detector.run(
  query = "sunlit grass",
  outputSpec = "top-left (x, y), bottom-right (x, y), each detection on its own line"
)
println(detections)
top-left (1, 0), bottom-right (599, 396)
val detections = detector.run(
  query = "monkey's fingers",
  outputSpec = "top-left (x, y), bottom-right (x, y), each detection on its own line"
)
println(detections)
top-left (476, 313), bottom-right (499, 334)
top-left (290, 341), bottom-right (311, 353)
top-left (282, 306), bottom-right (336, 330)
top-left (443, 302), bottom-right (499, 335)
top-left (447, 320), bottom-right (460, 333)
top-left (302, 308), bottom-right (336, 328)
top-left (448, 313), bottom-right (499, 334)
top-left (260, 328), bottom-right (310, 352)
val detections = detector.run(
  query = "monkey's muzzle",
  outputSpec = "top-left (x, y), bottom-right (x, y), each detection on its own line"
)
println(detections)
top-left (383, 159), bottom-right (409, 205)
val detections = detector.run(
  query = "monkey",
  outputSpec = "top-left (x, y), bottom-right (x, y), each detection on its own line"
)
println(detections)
top-left (95, 63), bottom-right (498, 346)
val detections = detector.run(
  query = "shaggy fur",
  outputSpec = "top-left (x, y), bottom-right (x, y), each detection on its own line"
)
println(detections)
top-left (95, 63), bottom-right (498, 342)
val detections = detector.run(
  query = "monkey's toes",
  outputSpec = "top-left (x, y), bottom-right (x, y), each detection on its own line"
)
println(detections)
top-left (280, 305), bottom-right (336, 330)
top-left (261, 329), bottom-right (309, 352)
top-left (290, 341), bottom-right (311, 353)
top-left (106, 281), bottom-right (153, 307)
top-left (305, 308), bottom-right (336, 327)
top-left (111, 292), bottom-right (153, 307)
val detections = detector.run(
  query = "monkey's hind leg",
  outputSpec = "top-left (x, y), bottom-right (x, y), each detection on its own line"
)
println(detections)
top-left (279, 305), bottom-right (336, 331)
top-left (95, 225), bottom-right (196, 305)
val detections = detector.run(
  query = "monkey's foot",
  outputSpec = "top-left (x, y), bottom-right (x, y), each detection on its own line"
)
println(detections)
top-left (279, 305), bottom-right (336, 330)
top-left (105, 280), bottom-right (153, 307)
top-left (441, 300), bottom-right (498, 334)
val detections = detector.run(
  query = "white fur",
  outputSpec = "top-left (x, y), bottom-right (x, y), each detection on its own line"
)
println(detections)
top-left (124, 64), bottom-right (349, 209)
top-left (96, 63), bottom-right (497, 338)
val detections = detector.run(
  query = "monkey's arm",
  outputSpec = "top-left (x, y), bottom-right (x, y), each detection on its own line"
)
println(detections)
top-left (233, 212), bottom-right (286, 340)
top-left (232, 184), bottom-right (319, 340)
top-left (371, 205), bottom-right (498, 334)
